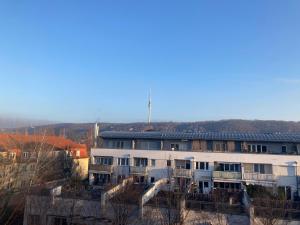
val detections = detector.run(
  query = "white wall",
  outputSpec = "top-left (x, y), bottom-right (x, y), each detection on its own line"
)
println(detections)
top-left (91, 148), bottom-right (300, 190)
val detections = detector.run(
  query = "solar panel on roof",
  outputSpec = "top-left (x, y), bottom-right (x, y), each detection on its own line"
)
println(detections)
top-left (100, 131), bottom-right (300, 142)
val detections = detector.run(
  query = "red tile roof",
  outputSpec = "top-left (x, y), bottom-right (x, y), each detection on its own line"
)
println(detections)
top-left (0, 134), bottom-right (88, 158)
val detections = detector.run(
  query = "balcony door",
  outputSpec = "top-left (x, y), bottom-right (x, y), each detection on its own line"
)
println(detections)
top-left (199, 181), bottom-right (210, 194)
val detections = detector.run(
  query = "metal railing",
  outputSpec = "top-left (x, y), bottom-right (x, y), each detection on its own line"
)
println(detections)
top-left (89, 164), bottom-right (114, 173)
top-left (243, 173), bottom-right (275, 181)
top-left (194, 170), bottom-right (212, 179)
top-left (173, 168), bottom-right (192, 178)
top-left (213, 171), bottom-right (242, 179)
top-left (130, 166), bottom-right (148, 174)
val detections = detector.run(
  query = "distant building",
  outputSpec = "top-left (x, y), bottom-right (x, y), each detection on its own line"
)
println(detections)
top-left (90, 131), bottom-right (300, 200)
top-left (0, 134), bottom-right (89, 191)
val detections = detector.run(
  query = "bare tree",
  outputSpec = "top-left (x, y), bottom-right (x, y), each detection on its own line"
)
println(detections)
top-left (107, 181), bottom-right (141, 225)
top-left (253, 198), bottom-right (290, 225)
top-left (0, 131), bottom-right (81, 225)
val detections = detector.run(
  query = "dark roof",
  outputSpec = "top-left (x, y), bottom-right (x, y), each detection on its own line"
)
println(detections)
top-left (100, 131), bottom-right (300, 143)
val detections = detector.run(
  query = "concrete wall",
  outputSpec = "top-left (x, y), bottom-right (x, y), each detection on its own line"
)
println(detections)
top-left (23, 195), bottom-right (102, 225)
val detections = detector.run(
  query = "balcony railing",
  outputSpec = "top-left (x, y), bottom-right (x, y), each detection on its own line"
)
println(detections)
top-left (194, 170), bottom-right (212, 179)
top-left (243, 173), bottom-right (275, 181)
top-left (89, 164), bottom-right (114, 173)
top-left (213, 171), bottom-right (242, 180)
top-left (130, 166), bottom-right (148, 175)
top-left (173, 168), bottom-right (192, 178)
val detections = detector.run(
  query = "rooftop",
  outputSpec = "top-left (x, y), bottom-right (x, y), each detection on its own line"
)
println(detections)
top-left (0, 134), bottom-right (88, 158)
top-left (100, 131), bottom-right (300, 143)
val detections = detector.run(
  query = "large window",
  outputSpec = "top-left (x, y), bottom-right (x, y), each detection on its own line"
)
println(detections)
top-left (170, 142), bottom-right (189, 151)
top-left (151, 159), bottom-right (156, 167)
top-left (214, 142), bottom-right (227, 152)
top-left (196, 162), bottom-right (209, 170)
top-left (134, 158), bottom-right (148, 167)
top-left (282, 146), bottom-right (287, 153)
top-left (175, 160), bottom-right (191, 169)
top-left (136, 140), bottom-right (161, 150)
top-left (94, 156), bottom-right (113, 165)
top-left (167, 160), bottom-right (172, 167)
top-left (171, 143), bottom-right (179, 150)
top-left (207, 141), bottom-right (213, 151)
top-left (217, 163), bottom-right (240, 172)
top-left (247, 144), bottom-right (268, 153)
top-left (253, 164), bottom-right (272, 174)
top-left (104, 139), bottom-right (132, 149)
top-left (117, 158), bottom-right (129, 166)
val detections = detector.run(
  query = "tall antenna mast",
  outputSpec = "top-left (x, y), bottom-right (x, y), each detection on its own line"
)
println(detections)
top-left (148, 89), bottom-right (152, 124)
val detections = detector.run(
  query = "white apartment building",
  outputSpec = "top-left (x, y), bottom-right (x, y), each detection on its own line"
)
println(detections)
top-left (89, 131), bottom-right (300, 200)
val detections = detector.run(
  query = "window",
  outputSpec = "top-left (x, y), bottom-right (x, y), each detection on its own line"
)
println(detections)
top-left (248, 144), bottom-right (267, 153)
top-left (170, 142), bottom-right (189, 151)
top-left (215, 142), bottom-right (227, 151)
top-left (254, 164), bottom-right (259, 173)
top-left (254, 164), bottom-right (266, 174)
top-left (204, 181), bottom-right (209, 188)
top-left (196, 162), bottom-right (209, 170)
top-left (207, 141), bottom-right (213, 151)
top-left (95, 156), bottom-right (113, 165)
top-left (185, 161), bottom-right (191, 169)
top-left (28, 215), bottom-right (40, 225)
top-left (23, 152), bottom-right (29, 159)
top-left (151, 159), bottom-right (156, 167)
top-left (262, 145), bottom-right (267, 153)
top-left (136, 140), bottom-right (161, 150)
top-left (151, 177), bottom-right (155, 183)
top-left (167, 160), bottom-right (171, 167)
top-left (9, 152), bottom-right (16, 160)
top-left (118, 158), bottom-right (129, 166)
top-left (225, 164), bottom-right (229, 171)
top-left (171, 144), bottom-right (179, 150)
top-left (176, 160), bottom-right (191, 169)
top-left (282, 146), bottom-right (287, 153)
top-left (257, 145), bottom-right (262, 153)
top-left (116, 141), bottom-right (124, 149)
top-left (76, 150), bottom-right (80, 157)
top-left (218, 163), bottom-right (240, 172)
top-left (247, 145), bottom-right (251, 152)
top-left (134, 158), bottom-right (148, 167)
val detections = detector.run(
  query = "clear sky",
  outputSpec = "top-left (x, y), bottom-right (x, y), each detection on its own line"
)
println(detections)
top-left (0, 0), bottom-right (300, 123)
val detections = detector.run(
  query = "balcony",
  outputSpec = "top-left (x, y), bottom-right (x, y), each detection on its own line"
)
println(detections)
top-left (89, 164), bottom-right (114, 173)
top-left (194, 170), bottom-right (212, 179)
top-left (213, 171), bottom-right (242, 180)
top-left (243, 173), bottom-right (276, 182)
top-left (130, 166), bottom-right (148, 175)
top-left (173, 168), bottom-right (192, 178)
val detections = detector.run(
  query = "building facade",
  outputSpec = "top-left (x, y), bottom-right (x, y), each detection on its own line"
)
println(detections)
top-left (89, 131), bottom-right (300, 200)
top-left (0, 134), bottom-right (89, 191)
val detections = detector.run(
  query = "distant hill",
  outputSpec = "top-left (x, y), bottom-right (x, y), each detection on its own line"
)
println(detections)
top-left (0, 116), bottom-right (55, 129)
top-left (4, 119), bottom-right (300, 143)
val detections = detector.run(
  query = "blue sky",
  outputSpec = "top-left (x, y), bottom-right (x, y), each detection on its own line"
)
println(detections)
top-left (0, 0), bottom-right (300, 123)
